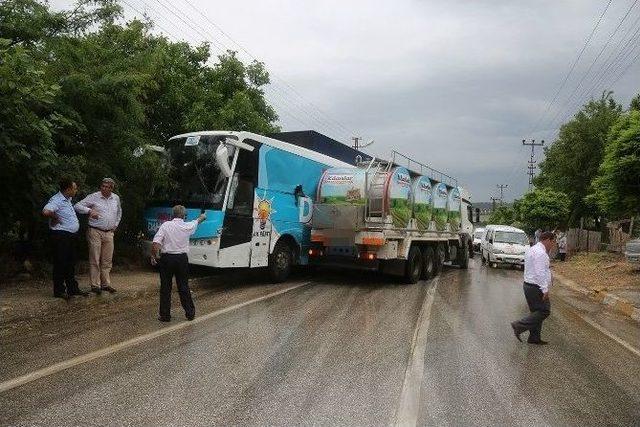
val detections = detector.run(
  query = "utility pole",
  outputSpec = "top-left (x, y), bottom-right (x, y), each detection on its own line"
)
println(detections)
top-left (527, 161), bottom-right (537, 188)
top-left (496, 184), bottom-right (508, 204)
top-left (490, 197), bottom-right (501, 211)
top-left (522, 139), bottom-right (544, 189)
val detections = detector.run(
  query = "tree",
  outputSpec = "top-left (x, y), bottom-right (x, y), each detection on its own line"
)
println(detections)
top-left (487, 205), bottom-right (516, 226)
top-left (517, 189), bottom-right (570, 233)
top-left (590, 109), bottom-right (640, 218)
top-left (0, 0), bottom-right (280, 248)
top-left (535, 92), bottom-right (622, 225)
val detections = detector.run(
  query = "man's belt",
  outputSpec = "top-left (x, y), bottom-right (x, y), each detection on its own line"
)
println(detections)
top-left (89, 225), bottom-right (113, 232)
top-left (524, 281), bottom-right (541, 289)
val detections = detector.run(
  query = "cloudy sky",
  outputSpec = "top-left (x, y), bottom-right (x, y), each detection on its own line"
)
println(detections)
top-left (54, 0), bottom-right (640, 201)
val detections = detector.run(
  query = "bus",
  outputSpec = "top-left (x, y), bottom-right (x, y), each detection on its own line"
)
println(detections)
top-left (141, 131), bottom-right (351, 282)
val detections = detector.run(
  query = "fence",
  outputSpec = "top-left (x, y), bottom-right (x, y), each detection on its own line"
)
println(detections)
top-left (604, 219), bottom-right (634, 253)
top-left (566, 228), bottom-right (601, 254)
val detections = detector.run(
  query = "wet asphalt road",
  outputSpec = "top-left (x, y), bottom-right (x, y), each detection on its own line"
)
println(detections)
top-left (1, 259), bottom-right (639, 426)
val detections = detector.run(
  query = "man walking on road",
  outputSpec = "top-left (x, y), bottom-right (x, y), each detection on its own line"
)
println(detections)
top-left (151, 205), bottom-right (206, 322)
top-left (42, 178), bottom-right (89, 299)
top-left (511, 231), bottom-right (556, 345)
top-left (74, 178), bottom-right (122, 294)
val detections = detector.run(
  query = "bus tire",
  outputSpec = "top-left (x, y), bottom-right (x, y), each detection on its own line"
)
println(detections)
top-left (422, 246), bottom-right (435, 280)
top-left (269, 241), bottom-right (293, 283)
top-left (403, 246), bottom-right (423, 284)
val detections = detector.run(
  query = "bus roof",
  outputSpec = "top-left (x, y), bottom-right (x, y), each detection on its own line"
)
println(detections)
top-left (170, 130), bottom-right (352, 169)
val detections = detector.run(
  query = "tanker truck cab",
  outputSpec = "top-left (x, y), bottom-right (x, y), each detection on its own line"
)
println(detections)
top-left (142, 131), bottom-right (349, 282)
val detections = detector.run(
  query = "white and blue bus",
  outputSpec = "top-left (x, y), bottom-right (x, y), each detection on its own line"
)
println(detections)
top-left (142, 131), bottom-right (352, 282)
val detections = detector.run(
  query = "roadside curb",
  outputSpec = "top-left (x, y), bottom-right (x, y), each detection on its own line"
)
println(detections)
top-left (554, 272), bottom-right (640, 323)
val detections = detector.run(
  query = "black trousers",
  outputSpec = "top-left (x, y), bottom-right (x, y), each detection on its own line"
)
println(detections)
top-left (50, 230), bottom-right (80, 296)
top-left (513, 282), bottom-right (551, 342)
top-left (159, 253), bottom-right (195, 319)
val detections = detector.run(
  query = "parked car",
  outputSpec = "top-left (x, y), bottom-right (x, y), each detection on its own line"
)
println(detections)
top-left (472, 227), bottom-right (485, 252)
top-left (624, 239), bottom-right (640, 268)
top-left (481, 225), bottom-right (529, 269)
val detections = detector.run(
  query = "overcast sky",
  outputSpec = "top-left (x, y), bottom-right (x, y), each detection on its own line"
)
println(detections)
top-left (54, 0), bottom-right (640, 201)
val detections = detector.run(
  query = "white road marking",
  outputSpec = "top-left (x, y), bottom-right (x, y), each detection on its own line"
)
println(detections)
top-left (577, 313), bottom-right (640, 358)
top-left (393, 278), bottom-right (439, 427)
top-left (0, 281), bottom-right (310, 394)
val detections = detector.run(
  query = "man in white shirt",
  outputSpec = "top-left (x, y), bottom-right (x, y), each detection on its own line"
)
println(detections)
top-left (511, 231), bottom-right (556, 345)
top-left (74, 178), bottom-right (122, 294)
top-left (151, 205), bottom-right (206, 322)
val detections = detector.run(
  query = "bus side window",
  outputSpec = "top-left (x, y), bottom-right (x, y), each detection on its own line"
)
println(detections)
top-left (228, 173), bottom-right (253, 216)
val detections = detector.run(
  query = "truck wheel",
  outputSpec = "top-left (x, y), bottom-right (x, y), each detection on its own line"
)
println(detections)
top-left (457, 236), bottom-right (469, 269)
top-left (433, 244), bottom-right (445, 276)
top-left (403, 246), bottom-right (423, 284)
top-left (269, 241), bottom-right (293, 283)
top-left (421, 246), bottom-right (435, 280)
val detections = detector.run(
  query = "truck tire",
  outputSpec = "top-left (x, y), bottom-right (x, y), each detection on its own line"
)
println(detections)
top-left (457, 236), bottom-right (469, 269)
top-left (434, 244), bottom-right (445, 276)
top-left (268, 241), bottom-right (293, 283)
top-left (403, 246), bottom-right (423, 284)
top-left (421, 246), bottom-right (435, 280)
top-left (468, 239), bottom-right (475, 259)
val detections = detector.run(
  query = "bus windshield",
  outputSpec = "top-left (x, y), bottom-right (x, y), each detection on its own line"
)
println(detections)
top-left (494, 231), bottom-right (528, 245)
top-left (149, 135), bottom-right (234, 210)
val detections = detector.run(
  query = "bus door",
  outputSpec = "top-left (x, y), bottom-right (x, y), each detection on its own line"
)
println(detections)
top-left (219, 146), bottom-right (258, 267)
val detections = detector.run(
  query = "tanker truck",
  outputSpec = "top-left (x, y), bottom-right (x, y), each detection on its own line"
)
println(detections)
top-left (309, 151), bottom-right (476, 283)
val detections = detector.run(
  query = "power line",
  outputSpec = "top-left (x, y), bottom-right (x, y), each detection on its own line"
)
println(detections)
top-left (133, 0), bottom-right (353, 141)
top-left (543, 0), bottom-right (639, 133)
top-left (178, 0), bottom-right (357, 139)
top-left (528, 0), bottom-right (613, 136)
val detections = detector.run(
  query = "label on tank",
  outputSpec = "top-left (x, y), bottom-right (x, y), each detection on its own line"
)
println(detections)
top-left (432, 183), bottom-right (449, 231)
top-left (388, 167), bottom-right (412, 228)
top-left (412, 176), bottom-right (432, 231)
top-left (319, 168), bottom-right (366, 205)
top-left (448, 187), bottom-right (461, 232)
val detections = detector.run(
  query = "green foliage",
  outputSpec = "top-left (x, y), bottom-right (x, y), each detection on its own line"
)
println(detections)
top-left (590, 110), bottom-right (640, 218)
top-left (0, 0), bottom-right (279, 246)
top-left (535, 92), bottom-right (622, 224)
top-left (487, 205), bottom-right (516, 226)
top-left (516, 189), bottom-right (570, 233)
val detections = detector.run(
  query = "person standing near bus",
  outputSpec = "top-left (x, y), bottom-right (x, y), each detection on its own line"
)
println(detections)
top-left (151, 205), bottom-right (206, 322)
top-left (42, 177), bottom-right (89, 299)
top-left (74, 178), bottom-right (122, 294)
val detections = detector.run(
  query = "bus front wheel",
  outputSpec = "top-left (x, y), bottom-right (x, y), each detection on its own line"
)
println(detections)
top-left (269, 241), bottom-right (293, 283)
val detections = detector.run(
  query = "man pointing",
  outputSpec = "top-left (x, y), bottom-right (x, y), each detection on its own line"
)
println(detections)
top-left (511, 231), bottom-right (555, 345)
top-left (151, 205), bottom-right (206, 322)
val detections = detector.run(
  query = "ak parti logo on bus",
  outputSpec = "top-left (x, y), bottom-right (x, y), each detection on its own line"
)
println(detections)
top-left (255, 194), bottom-right (275, 230)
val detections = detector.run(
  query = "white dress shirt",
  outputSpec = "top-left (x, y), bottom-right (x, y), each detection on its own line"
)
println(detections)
top-left (75, 191), bottom-right (122, 231)
top-left (153, 218), bottom-right (199, 254)
top-left (524, 242), bottom-right (552, 293)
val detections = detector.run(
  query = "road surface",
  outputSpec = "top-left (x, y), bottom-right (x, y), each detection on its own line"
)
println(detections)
top-left (1, 259), bottom-right (639, 426)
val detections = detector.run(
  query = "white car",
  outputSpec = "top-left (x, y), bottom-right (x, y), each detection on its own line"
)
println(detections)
top-left (472, 228), bottom-right (485, 252)
top-left (481, 225), bottom-right (529, 269)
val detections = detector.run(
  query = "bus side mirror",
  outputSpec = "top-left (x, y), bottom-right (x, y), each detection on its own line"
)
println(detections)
top-left (216, 143), bottom-right (232, 178)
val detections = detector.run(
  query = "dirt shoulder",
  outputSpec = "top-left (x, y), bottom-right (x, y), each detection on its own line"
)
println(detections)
top-left (553, 252), bottom-right (640, 310)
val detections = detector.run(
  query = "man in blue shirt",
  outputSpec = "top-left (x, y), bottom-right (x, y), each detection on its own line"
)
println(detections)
top-left (42, 177), bottom-right (89, 299)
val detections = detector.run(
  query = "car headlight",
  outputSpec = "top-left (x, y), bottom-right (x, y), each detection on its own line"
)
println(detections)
top-left (493, 249), bottom-right (504, 254)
